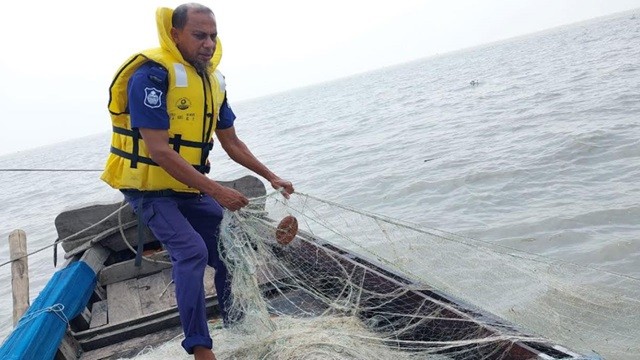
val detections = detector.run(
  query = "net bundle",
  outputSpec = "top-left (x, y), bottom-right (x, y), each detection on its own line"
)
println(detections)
top-left (124, 192), bottom-right (640, 360)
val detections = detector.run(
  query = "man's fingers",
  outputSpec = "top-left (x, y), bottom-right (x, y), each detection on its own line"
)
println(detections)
top-left (227, 195), bottom-right (249, 211)
top-left (238, 193), bottom-right (249, 207)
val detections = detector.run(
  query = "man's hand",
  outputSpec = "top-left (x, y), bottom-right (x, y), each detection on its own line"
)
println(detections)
top-left (208, 186), bottom-right (249, 211)
top-left (270, 178), bottom-right (295, 199)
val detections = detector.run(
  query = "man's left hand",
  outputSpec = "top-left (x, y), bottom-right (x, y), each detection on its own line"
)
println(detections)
top-left (270, 178), bottom-right (294, 199)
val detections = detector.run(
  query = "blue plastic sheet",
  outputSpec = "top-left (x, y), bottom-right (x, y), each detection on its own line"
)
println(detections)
top-left (0, 261), bottom-right (96, 360)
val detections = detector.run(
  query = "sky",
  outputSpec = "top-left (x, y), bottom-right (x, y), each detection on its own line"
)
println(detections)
top-left (0, 0), bottom-right (639, 156)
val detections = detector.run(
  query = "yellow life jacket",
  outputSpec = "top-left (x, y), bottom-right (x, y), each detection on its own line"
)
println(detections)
top-left (101, 7), bottom-right (226, 193)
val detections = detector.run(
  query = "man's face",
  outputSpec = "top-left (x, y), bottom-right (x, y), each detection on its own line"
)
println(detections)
top-left (171, 10), bottom-right (217, 73)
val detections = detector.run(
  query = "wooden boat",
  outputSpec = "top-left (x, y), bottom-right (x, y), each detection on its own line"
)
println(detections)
top-left (0, 176), bottom-right (599, 359)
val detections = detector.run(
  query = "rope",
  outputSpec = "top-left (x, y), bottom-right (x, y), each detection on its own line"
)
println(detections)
top-left (14, 304), bottom-right (69, 330)
top-left (0, 203), bottom-right (129, 268)
top-left (0, 191), bottom-right (279, 270)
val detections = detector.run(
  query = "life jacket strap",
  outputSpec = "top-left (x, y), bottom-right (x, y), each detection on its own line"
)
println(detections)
top-left (112, 126), bottom-right (210, 149)
top-left (112, 126), bottom-right (211, 174)
top-left (109, 146), bottom-right (210, 174)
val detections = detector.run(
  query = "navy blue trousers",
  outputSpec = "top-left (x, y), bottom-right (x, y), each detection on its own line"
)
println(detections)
top-left (123, 193), bottom-right (230, 354)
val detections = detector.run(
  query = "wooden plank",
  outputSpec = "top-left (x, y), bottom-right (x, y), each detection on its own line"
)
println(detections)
top-left (161, 268), bottom-right (177, 308)
top-left (76, 296), bottom-right (221, 352)
top-left (89, 300), bottom-right (108, 329)
top-left (79, 324), bottom-right (183, 360)
top-left (107, 279), bottom-right (142, 324)
top-left (204, 266), bottom-right (216, 297)
top-left (63, 222), bottom-right (135, 259)
top-left (138, 271), bottom-right (175, 315)
top-left (151, 266), bottom-right (215, 301)
top-left (80, 245), bottom-right (110, 275)
top-left (92, 282), bottom-right (107, 302)
top-left (74, 267), bottom-right (283, 349)
top-left (76, 259), bottom-right (281, 354)
top-left (55, 329), bottom-right (81, 360)
top-left (70, 307), bottom-right (91, 331)
top-left (98, 251), bottom-right (172, 286)
top-left (56, 203), bottom-right (136, 251)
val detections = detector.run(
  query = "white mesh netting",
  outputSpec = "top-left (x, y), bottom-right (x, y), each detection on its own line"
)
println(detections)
top-left (122, 192), bottom-right (640, 360)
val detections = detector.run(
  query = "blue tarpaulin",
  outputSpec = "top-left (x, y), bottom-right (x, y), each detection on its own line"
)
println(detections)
top-left (0, 261), bottom-right (96, 360)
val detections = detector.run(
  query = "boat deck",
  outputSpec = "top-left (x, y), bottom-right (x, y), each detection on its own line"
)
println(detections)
top-left (69, 251), bottom-right (326, 360)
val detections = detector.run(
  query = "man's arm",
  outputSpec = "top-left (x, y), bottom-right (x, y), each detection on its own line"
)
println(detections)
top-left (139, 128), bottom-right (249, 210)
top-left (216, 126), bottom-right (294, 197)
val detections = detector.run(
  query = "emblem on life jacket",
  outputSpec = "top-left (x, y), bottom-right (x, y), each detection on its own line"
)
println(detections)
top-left (176, 97), bottom-right (191, 110)
top-left (144, 87), bottom-right (163, 109)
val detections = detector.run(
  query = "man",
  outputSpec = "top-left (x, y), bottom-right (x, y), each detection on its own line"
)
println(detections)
top-left (101, 3), bottom-right (294, 359)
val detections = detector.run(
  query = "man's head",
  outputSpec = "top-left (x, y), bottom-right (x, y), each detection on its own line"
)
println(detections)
top-left (171, 3), bottom-right (217, 73)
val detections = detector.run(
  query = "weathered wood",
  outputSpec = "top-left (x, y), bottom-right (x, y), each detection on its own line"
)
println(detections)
top-left (74, 278), bottom-right (284, 352)
top-left (98, 250), bottom-right (172, 286)
top-left (161, 268), bottom-right (177, 307)
top-left (138, 271), bottom-right (175, 315)
top-left (56, 202), bottom-right (136, 252)
top-left (70, 307), bottom-right (92, 331)
top-left (9, 229), bottom-right (29, 327)
top-left (76, 296), bottom-right (221, 352)
top-left (74, 263), bottom-right (282, 353)
top-left (55, 329), bottom-right (81, 360)
top-left (100, 258), bottom-right (216, 322)
top-left (63, 221), bottom-right (137, 259)
top-left (79, 324), bottom-right (183, 360)
top-left (107, 279), bottom-right (143, 324)
top-left (89, 300), bottom-right (108, 329)
top-left (80, 244), bottom-right (110, 275)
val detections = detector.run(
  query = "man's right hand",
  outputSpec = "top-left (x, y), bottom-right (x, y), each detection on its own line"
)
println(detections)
top-left (209, 186), bottom-right (249, 211)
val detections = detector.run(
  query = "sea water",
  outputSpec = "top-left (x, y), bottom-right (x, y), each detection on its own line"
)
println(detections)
top-left (0, 8), bottom-right (639, 358)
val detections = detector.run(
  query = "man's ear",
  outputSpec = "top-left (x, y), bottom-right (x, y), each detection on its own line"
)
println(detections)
top-left (170, 27), bottom-right (179, 43)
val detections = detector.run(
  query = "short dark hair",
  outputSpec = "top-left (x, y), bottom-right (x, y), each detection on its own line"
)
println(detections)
top-left (172, 3), bottom-right (214, 29)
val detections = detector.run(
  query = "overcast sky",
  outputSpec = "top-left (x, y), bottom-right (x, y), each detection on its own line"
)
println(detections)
top-left (1, 0), bottom-right (638, 156)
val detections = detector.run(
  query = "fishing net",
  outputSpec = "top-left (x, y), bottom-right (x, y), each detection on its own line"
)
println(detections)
top-left (123, 192), bottom-right (640, 360)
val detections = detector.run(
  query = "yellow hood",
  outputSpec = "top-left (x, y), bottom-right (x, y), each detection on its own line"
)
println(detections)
top-left (155, 7), bottom-right (222, 71)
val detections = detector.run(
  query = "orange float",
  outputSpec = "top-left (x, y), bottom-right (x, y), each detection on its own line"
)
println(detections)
top-left (276, 215), bottom-right (298, 245)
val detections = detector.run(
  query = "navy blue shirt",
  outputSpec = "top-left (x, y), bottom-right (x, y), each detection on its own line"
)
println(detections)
top-left (127, 61), bottom-right (236, 130)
